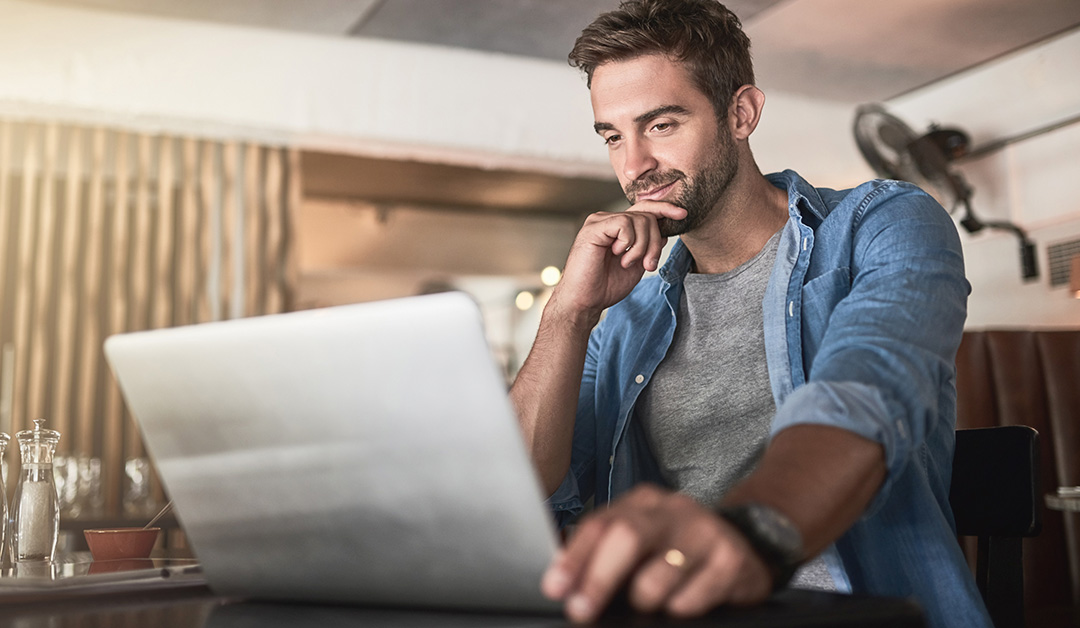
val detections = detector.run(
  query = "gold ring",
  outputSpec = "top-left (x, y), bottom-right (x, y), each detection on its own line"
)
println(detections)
top-left (663, 548), bottom-right (687, 569)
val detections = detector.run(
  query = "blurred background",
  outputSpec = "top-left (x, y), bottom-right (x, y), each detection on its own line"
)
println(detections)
top-left (0, 0), bottom-right (1077, 558)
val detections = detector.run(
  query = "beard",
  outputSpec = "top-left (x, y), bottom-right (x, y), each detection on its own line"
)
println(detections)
top-left (623, 127), bottom-right (738, 237)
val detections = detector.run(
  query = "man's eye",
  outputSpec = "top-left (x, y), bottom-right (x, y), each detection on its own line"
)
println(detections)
top-left (652, 122), bottom-right (672, 132)
top-left (604, 134), bottom-right (622, 145)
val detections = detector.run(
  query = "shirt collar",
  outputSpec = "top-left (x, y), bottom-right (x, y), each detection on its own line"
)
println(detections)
top-left (766, 169), bottom-right (829, 224)
top-left (658, 169), bottom-right (826, 285)
top-left (658, 238), bottom-right (693, 285)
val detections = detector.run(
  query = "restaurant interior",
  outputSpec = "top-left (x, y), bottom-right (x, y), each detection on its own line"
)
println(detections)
top-left (0, 0), bottom-right (1078, 626)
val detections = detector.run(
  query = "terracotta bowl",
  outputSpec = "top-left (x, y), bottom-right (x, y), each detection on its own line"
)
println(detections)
top-left (84, 527), bottom-right (160, 561)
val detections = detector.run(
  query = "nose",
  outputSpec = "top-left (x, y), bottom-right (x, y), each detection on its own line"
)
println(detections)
top-left (620, 137), bottom-right (658, 183)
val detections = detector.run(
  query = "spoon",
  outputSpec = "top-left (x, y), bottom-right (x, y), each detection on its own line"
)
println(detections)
top-left (143, 500), bottom-right (174, 529)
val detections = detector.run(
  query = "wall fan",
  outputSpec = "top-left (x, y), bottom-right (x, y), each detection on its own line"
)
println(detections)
top-left (853, 104), bottom-right (1038, 281)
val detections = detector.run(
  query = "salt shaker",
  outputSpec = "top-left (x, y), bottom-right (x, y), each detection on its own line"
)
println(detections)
top-left (0, 431), bottom-right (9, 560)
top-left (12, 419), bottom-right (60, 561)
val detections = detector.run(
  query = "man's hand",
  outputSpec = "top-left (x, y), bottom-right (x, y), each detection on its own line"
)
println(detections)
top-left (550, 202), bottom-right (687, 320)
top-left (540, 485), bottom-right (773, 623)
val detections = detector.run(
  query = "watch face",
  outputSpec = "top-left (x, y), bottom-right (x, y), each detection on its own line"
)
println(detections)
top-left (742, 504), bottom-right (804, 565)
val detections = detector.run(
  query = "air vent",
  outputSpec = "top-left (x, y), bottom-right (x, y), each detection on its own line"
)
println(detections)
top-left (1047, 239), bottom-right (1080, 287)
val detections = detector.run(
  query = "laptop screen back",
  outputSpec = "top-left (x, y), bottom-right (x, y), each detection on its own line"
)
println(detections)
top-left (104, 293), bottom-right (559, 612)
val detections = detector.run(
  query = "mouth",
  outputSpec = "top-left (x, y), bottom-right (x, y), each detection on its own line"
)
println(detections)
top-left (632, 179), bottom-right (679, 203)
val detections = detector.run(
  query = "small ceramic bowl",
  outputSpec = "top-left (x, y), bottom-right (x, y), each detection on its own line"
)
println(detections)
top-left (84, 527), bottom-right (160, 561)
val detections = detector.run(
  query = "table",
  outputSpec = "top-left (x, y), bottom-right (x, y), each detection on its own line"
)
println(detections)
top-left (0, 590), bottom-right (926, 628)
top-left (1045, 487), bottom-right (1080, 512)
top-left (0, 560), bottom-right (925, 628)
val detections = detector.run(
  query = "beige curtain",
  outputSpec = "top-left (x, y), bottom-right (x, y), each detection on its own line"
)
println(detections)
top-left (0, 120), bottom-right (299, 515)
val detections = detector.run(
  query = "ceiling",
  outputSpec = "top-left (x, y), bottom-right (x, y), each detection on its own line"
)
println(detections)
top-left (23, 0), bottom-right (1080, 216)
top-left (26, 0), bottom-right (1080, 103)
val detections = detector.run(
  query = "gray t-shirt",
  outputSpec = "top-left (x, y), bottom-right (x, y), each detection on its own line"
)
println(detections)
top-left (636, 230), bottom-right (835, 590)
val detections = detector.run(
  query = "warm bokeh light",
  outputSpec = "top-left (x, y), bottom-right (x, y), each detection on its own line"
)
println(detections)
top-left (540, 266), bottom-right (562, 287)
top-left (1072, 255), bottom-right (1080, 298)
top-left (515, 291), bottom-right (535, 311)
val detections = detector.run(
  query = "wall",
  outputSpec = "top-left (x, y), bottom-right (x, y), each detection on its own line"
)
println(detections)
top-left (0, 0), bottom-right (880, 369)
top-left (889, 29), bottom-right (1080, 328)
top-left (0, 0), bottom-right (866, 187)
top-left (0, 0), bottom-right (604, 177)
top-left (4, 0), bottom-right (1071, 336)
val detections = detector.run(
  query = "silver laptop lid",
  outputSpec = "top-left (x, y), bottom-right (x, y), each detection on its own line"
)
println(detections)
top-left (104, 292), bottom-right (559, 612)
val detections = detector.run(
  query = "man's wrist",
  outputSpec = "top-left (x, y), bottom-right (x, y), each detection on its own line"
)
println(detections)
top-left (716, 502), bottom-right (804, 592)
top-left (544, 290), bottom-right (604, 332)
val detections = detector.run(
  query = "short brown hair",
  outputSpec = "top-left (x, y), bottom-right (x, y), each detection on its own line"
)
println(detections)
top-left (568, 0), bottom-right (754, 117)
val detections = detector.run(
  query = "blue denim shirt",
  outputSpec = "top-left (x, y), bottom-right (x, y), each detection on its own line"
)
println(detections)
top-left (549, 170), bottom-right (992, 628)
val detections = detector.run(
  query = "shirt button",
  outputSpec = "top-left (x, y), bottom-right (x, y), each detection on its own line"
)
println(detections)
top-left (609, 455), bottom-right (614, 465)
top-left (803, 237), bottom-right (809, 251)
top-left (788, 301), bottom-right (794, 317)
top-left (634, 374), bottom-right (645, 384)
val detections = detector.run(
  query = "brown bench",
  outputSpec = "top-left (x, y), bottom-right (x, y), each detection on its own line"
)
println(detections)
top-left (956, 330), bottom-right (1080, 627)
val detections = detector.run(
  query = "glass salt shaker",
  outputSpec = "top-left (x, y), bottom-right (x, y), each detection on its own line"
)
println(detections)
top-left (12, 419), bottom-right (61, 562)
top-left (0, 431), bottom-right (9, 560)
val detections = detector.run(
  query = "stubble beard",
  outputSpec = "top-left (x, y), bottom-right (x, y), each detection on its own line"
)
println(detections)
top-left (625, 129), bottom-right (739, 238)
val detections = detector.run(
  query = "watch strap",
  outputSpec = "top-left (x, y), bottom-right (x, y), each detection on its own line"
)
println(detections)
top-left (716, 503), bottom-right (804, 592)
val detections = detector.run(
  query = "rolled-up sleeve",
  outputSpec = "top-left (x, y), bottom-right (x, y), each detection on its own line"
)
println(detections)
top-left (770, 183), bottom-right (969, 514)
top-left (545, 320), bottom-right (603, 528)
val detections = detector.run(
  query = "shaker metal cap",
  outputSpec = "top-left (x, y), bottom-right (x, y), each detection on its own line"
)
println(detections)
top-left (16, 418), bottom-right (60, 443)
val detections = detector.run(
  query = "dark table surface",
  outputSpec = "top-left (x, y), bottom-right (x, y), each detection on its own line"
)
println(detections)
top-left (0, 571), bottom-right (926, 628)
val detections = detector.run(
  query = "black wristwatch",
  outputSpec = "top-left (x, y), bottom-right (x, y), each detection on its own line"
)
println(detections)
top-left (717, 503), bottom-right (804, 592)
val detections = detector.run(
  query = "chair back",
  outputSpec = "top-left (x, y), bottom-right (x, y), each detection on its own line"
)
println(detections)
top-left (950, 425), bottom-right (1041, 628)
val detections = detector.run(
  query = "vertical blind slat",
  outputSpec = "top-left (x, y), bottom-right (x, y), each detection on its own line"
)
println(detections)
top-left (150, 134), bottom-right (172, 517)
top-left (284, 148), bottom-right (301, 311)
top-left (0, 120), bottom-right (11, 438)
top-left (130, 134), bottom-right (152, 334)
top-left (12, 126), bottom-right (42, 440)
top-left (197, 141), bottom-right (214, 324)
top-left (177, 138), bottom-right (197, 328)
top-left (220, 142), bottom-right (237, 320)
top-left (125, 133), bottom-right (154, 464)
top-left (245, 144), bottom-right (261, 318)
top-left (76, 128), bottom-right (107, 456)
top-left (28, 124), bottom-right (61, 425)
top-left (53, 126), bottom-right (85, 449)
top-left (154, 137), bottom-right (175, 331)
top-left (264, 148), bottom-right (284, 315)
top-left (103, 131), bottom-right (130, 514)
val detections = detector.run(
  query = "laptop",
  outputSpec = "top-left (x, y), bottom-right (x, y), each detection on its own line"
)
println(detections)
top-left (103, 292), bottom-right (560, 613)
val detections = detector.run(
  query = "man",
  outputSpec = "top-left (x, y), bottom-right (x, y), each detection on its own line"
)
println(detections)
top-left (508, 1), bottom-right (992, 627)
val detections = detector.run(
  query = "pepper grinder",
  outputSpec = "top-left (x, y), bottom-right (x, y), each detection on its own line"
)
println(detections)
top-left (12, 419), bottom-right (60, 562)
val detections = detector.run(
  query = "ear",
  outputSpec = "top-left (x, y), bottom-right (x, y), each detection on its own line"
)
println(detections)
top-left (728, 85), bottom-right (765, 141)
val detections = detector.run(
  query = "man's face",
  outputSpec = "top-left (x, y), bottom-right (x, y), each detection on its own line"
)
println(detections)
top-left (590, 54), bottom-right (737, 237)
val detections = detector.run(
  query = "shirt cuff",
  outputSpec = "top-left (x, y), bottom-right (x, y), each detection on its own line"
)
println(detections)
top-left (545, 469), bottom-right (585, 529)
top-left (769, 380), bottom-right (911, 518)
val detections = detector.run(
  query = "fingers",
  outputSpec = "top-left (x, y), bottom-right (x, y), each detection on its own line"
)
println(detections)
top-left (664, 542), bottom-right (741, 617)
top-left (566, 520), bottom-right (646, 622)
top-left (580, 201), bottom-right (686, 273)
top-left (628, 550), bottom-right (697, 613)
top-left (621, 212), bottom-right (664, 272)
top-left (597, 213), bottom-right (660, 272)
top-left (624, 202), bottom-right (684, 271)
top-left (626, 200), bottom-right (687, 221)
top-left (542, 486), bottom-right (665, 622)
top-left (542, 488), bottom-right (772, 624)
top-left (542, 517), bottom-right (608, 599)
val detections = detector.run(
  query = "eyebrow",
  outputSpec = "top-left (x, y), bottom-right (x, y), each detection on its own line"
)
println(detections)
top-left (593, 104), bottom-right (693, 135)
